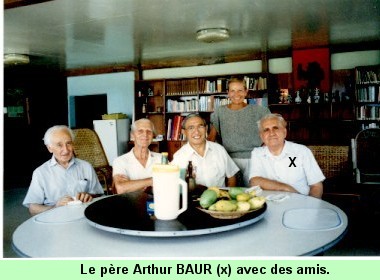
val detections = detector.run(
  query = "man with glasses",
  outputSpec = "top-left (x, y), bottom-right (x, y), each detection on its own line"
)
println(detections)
top-left (112, 118), bottom-right (162, 193)
top-left (23, 125), bottom-right (104, 215)
top-left (171, 114), bottom-right (239, 188)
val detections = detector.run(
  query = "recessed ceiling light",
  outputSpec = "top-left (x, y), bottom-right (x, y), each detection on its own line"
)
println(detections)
top-left (196, 28), bottom-right (230, 43)
top-left (4, 54), bottom-right (30, 65)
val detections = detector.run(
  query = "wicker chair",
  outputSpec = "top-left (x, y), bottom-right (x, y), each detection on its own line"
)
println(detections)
top-left (72, 128), bottom-right (113, 195)
top-left (308, 145), bottom-right (351, 179)
top-left (307, 144), bottom-right (362, 215)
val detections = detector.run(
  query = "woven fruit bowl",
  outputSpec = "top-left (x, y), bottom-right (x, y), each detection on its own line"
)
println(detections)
top-left (196, 186), bottom-right (266, 219)
top-left (196, 204), bottom-right (265, 219)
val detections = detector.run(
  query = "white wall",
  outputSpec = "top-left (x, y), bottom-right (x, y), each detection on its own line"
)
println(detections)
top-left (143, 60), bottom-right (263, 79)
top-left (269, 57), bottom-right (293, 74)
top-left (143, 50), bottom-right (379, 79)
top-left (331, 50), bottom-right (380, 70)
top-left (67, 72), bottom-right (134, 127)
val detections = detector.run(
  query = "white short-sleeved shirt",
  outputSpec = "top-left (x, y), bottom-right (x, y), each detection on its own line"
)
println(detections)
top-left (112, 149), bottom-right (162, 179)
top-left (171, 141), bottom-right (239, 188)
top-left (249, 141), bottom-right (325, 195)
top-left (23, 156), bottom-right (104, 207)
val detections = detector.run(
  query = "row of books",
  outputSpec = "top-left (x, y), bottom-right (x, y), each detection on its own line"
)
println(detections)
top-left (166, 79), bottom-right (198, 96)
top-left (355, 69), bottom-right (380, 84)
top-left (167, 95), bottom-right (268, 113)
top-left (199, 76), bottom-right (268, 92)
top-left (165, 75), bottom-right (269, 95)
top-left (166, 115), bottom-right (185, 141)
top-left (356, 86), bottom-right (380, 102)
top-left (198, 95), bottom-right (230, 111)
top-left (244, 76), bottom-right (268, 91)
top-left (356, 105), bottom-right (380, 120)
top-left (199, 78), bottom-right (228, 93)
top-left (166, 98), bottom-right (199, 113)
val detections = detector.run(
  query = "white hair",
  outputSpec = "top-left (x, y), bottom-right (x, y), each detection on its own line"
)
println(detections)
top-left (131, 118), bottom-right (156, 134)
top-left (43, 125), bottom-right (74, 146)
top-left (257, 113), bottom-right (287, 131)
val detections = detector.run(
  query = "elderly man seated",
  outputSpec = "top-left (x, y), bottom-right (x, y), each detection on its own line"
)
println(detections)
top-left (112, 118), bottom-right (162, 194)
top-left (249, 113), bottom-right (325, 199)
top-left (23, 125), bottom-right (104, 216)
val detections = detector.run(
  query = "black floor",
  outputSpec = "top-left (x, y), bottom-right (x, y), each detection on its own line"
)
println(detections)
top-left (323, 187), bottom-right (380, 256)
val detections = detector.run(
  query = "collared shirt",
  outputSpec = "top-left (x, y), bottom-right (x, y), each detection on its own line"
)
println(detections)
top-left (249, 141), bottom-right (325, 195)
top-left (171, 141), bottom-right (239, 188)
top-left (23, 156), bottom-right (104, 207)
top-left (112, 149), bottom-right (162, 180)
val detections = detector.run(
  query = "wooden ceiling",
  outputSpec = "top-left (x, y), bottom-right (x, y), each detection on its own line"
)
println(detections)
top-left (4, 0), bottom-right (380, 71)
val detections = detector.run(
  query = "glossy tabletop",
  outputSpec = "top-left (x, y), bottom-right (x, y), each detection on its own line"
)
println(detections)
top-left (12, 191), bottom-right (348, 257)
top-left (84, 191), bottom-right (267, 237)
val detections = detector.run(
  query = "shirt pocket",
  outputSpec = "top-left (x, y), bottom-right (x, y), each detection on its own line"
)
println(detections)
top-left (75, 179), bottom-right (88, 193)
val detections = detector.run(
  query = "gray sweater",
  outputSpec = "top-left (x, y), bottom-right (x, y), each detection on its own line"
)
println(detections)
top-left (210, 104), bottom-right (270, 158)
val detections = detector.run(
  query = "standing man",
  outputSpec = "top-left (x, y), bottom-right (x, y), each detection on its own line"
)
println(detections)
top-left (23, 125), bottom-right (104, 215)
top-left (249, 113), bottom-right (324, 198)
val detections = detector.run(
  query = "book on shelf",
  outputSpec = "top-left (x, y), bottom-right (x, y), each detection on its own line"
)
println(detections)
top-left (166, 79), bottom-right (198, 96)
top-left (214, 96), bottom-right (230, 109)
top-left (244, 76), bottom-right (267, 90)
top-left (202, 78), bottom-right (227, 93)
top-left (167, 115), bottom-right (184, 141)
top-left (166, 98), bottom-right (198, 112)
top-left (198, 95), bottom-right (231, 111)
top-left (166, 118), bottom-right (172, 140)
top-left (198, 95), bottom-right (214, 111)
top-left (357, 104), bottom-right (380, 120)
top-left (247, 97), bottom-right (268, 107)
top-left (356, 86), bottom-right (379, 102)
top-left (355, 69), bottom-right (380, 84)
top-left (217, 79), bottom-right (222, 92)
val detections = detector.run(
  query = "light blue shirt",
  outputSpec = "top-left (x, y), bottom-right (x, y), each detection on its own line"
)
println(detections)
top-left (249, 141), bottom-right (325, 195)
top-left (23, 156), bottom-right (104, 207)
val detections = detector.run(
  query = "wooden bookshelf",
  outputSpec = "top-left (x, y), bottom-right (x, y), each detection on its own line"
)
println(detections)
top-left (354, 65), bottom-right (380, 130)
top-left (135, 70), bottom-right (365, 154)
top-left (268, 70), bottom-right (356, 145)
top-left (134, 79), bottom-right (166, 136)
top-left (135, 73), bottom-right (271, 158)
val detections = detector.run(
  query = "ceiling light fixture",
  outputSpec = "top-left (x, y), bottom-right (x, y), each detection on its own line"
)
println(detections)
top-left (4, 54), bottom-right (30, 65)
top-left (196, 28), bottom-right (230, 43)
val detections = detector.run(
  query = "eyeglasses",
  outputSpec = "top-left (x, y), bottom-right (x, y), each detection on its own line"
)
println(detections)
top-left (184, 125), bottom-right (206, 132)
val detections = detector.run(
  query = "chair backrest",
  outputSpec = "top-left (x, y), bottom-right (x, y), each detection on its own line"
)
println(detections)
top-left (352, 128), bottom-right (380, 184)
top-left (72, 128), bottom-right (109, 168)
top-left (73, 128), bottom-right (113, 194)
top-left (307, 145), bottom-right (350, 179)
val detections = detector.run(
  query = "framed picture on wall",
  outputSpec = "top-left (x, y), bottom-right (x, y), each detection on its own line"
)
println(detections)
top-left (292, 48), bottom-right (330, 92)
